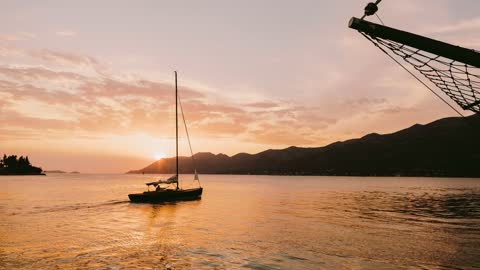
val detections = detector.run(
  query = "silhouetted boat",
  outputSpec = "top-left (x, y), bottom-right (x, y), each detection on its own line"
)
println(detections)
top-left (128, 71), bottom-right (203, 203)
top-left (128, 186), bottom-right (203, 203)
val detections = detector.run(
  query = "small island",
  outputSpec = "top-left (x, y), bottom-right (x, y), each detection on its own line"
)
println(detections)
top-left (43, 170), bottom-right (81, 174)
top-left (0, 154), bottom-right (44, 175)
top-left (44, 170), bottom-right (66, 174)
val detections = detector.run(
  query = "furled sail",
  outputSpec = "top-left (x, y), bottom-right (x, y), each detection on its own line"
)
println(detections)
top-left (145, 175), bottom-right (178, 186)
top-left (165, 175), bottom-right (178, 183)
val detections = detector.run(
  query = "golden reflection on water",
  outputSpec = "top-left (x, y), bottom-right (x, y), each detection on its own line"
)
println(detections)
top-left (0, 174), bottom-right (480, 269)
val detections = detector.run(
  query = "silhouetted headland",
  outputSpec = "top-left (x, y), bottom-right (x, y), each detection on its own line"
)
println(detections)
top-left (128, 114), bottom-right (480, 177)
top-left (0, 155), bottom-right (44, 175)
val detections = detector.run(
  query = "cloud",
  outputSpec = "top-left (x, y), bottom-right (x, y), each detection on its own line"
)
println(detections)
top-left (0, 59), bottom-right (207, 140)
top-left (423, 16), bottom-right (480, 49)
top-left (28, 49), bottom-right (99, 69)
top-left (199, 120), bottom-right (248, 135)
top-left (0, 44), bottom-right (102, 71)
top-left (0, 128), bottom-right (45, 140)
top-left (0, 33), bottom-right (453, 158)
top-left (0, 32), bottom-right (36, 41)
top-left (0, 44), bottom-right (25, 57)
top-left (56, 30), bottom-right (77, 37)
top-left (0, 65), bottom-right (87, 81)
top-left (0, 110), bottom-right (74, 130)
top-left (248, 123), bottom-right (321, 146)
top-left (244, 101), bottom-right (280, 108)
top-left (375, 106), bottom-right (420, 115)
top-left (432, 17), bottom-right (480, 34)
top-left (0, 80), bottom-right (87, 107)
top-left (0, 58), bottom-right (341, 147)
top-left (342, 97), bottom-right (388, 107)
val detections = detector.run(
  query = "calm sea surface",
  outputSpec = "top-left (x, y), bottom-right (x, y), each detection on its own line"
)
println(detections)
top-left (0, 174), bottom-right (479, 269)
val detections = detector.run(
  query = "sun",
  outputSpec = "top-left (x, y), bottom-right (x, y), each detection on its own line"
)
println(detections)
top-left (153, 152), bottom-right (166, 160)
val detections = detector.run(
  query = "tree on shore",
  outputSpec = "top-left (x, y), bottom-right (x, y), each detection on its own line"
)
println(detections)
top-left (0, 154), bottom-right (43, 175)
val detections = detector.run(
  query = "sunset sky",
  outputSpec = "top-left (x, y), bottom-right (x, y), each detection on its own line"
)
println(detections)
top-left (1, 0), bottom-right (479, 173)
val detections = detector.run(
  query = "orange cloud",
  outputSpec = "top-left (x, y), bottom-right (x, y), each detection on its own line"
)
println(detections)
top-left (0, 66), bottom-right (87, 81)
top-left (244, 101), bottom-right (280, 108)
top-left (2, 43), bottom-right (423, 172)
top-left (0, 32), bottom-right (36, 41)
top-left (199, 121), bottom-right (248, 135)
top-left (0, 44), bottom-right (101, 71)
top-left (56, 30), bottom-right (77, 37)
top-left (0, 111), bottom-right (73, 130)
top-left (28, 49), bottom-right (99, 68)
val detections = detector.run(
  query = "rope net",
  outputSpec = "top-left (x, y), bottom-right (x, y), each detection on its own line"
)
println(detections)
top-left (360, 32), bottom-right (480, 113)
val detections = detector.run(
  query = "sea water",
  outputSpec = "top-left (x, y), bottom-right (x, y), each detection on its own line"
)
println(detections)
top-left (1, 174), bottom-right (479, 269)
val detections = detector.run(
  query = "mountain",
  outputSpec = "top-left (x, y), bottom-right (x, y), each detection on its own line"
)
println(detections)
top-left (127, 114), bottom-right (480, 177)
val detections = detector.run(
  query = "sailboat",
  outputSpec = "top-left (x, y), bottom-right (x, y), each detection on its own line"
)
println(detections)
top-left (128, 71), bottom-right (203, 203)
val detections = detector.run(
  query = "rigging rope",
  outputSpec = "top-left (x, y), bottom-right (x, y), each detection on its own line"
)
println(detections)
top-left (356, 1), bottom-right (479, 115)
top-left (177, 93), bottom-right (201, 186)
top-left (360, 32), bottom-right (466, 117)
top-left (374, 13), bottom-right (384, 26)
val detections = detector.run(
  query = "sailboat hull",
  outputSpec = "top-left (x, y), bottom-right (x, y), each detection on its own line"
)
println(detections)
top-left (128, 187), bottom-right (203, 203)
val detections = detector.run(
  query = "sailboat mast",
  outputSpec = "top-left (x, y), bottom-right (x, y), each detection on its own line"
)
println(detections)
top-left (175, 71), bottom-right (179, 190)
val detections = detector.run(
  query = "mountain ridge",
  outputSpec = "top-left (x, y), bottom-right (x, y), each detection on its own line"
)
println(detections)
top-left (127, 114), bottom-right (480, 177)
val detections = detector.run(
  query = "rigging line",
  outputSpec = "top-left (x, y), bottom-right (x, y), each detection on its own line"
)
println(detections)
top-left (375, 13), bottom-right (385, 25)
top-left (360, 32), bottom-right (466, 118)
top-left (178, 95), bottom-right (195, 161)
top-left (177, 93), bottom-right (201, 186)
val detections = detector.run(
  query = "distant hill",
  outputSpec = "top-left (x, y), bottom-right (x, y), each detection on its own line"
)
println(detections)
top-left (128, 114), bottom-right (480, 177)
top-left (44, 170), bottom-right (81, 174)
top-left (44, 170), bottom-right (67, 174)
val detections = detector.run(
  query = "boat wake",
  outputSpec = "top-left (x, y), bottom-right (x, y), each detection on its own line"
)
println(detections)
top-left (10, 200), bottom-right (130, 216)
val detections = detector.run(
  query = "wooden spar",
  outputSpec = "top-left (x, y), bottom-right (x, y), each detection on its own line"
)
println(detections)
top-left (348, 17), bottom-right (480, 68)
top-left (175, 71), bottom-right (179, 190)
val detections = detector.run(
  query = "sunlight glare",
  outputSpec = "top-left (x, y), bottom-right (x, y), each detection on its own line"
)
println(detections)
top-left (153, 152), bottom-right (166, 160)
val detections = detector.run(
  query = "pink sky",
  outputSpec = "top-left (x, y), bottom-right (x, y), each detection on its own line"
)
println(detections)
top-left (1, 1), bottom-right (478, 173)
